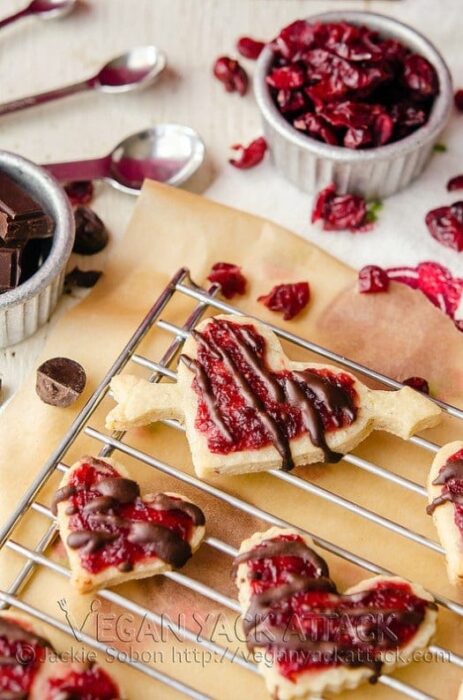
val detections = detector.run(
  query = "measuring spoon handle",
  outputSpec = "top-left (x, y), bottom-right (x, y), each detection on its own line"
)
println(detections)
top-left (0, 78), bottom-right (93, 117)
top-left (42, 156), bottom-right (112, 183)
top-left (0, 7), bottom-right (32, 30)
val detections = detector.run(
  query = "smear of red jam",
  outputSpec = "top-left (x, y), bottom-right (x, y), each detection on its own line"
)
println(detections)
top-left (438, 448), bottom-right (463, 534)
top-left (245, 536), bottom-right (428, 681)
top-left (0, 619), bottom-right (47, 697)
top-left (193, 321), bottom-right (357, 454)
top-left (45, 664), bottom-right (120, 699)
top-left (67, 461), bottom-right (194, 575)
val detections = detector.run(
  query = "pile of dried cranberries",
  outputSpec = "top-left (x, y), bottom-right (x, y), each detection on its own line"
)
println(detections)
top-left (267, 20), bottom-right (438, 149)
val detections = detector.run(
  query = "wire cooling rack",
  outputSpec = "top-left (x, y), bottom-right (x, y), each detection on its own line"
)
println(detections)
top-left (0, 266), bottom-right (462, 700)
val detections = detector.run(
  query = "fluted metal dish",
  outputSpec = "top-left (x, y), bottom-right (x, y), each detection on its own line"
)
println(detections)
top-left (0, 151), bottom-right (74, 347)
top-left (254, 11), bottom-right (453, 199)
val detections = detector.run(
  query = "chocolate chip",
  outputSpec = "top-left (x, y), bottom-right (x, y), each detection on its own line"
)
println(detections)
top-left (64, 267), bottom-right (102, 291)
top-left (36, 357), bottom-right (86, 407)
top-left (73, 206), bottom-right (108, 255)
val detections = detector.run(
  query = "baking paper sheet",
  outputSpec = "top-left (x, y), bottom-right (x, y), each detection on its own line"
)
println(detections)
top-left (0, 181), bottom-right (461, 698)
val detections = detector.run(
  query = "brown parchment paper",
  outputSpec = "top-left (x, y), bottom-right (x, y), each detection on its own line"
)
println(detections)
top-left (0, 181), bottom-right (462, 699)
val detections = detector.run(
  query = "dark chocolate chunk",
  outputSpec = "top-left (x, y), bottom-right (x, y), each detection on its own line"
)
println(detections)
top-left (36, 357), bottom-right (86, 407)
top-left (64, 267), bottom-right (102, 292)
top-left (73, 206), bottom-right (108, 255)
top-left (0, 245), bottom-right (21, 290)
top-left (0, 170), bottom-right (53, 243)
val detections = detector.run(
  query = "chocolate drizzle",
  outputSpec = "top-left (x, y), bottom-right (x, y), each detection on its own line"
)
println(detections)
top-left (97, 477), bottom-right (140, 504)
top-left (427, 458), bottom-right (463, 515)
top-left (67, 530), bottom-right (118, 554)
top-left (234, 536), bottom-right (431, 683)
top-left (180, 355), bottom-right (233, 443)
top-left (232, 539), bottom-right (330, 579)
top-left (56, 461), bottom-right (201, 572)
top-left (150, 493), bottom-right (206, 526)
top-left (183, 319), bottom-right (357, 470)
top-left (52, 484), bottom-right (76, 515)
top-left (0, 618), bottom-right (50, 649)
top-left (128, 522), bottom-right (192, 568)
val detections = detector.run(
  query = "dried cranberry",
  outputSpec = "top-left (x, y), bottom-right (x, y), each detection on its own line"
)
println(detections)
top-left (277, 89), bottom-right (306, 114)
top-left (274, 20), bottom-right (316, 60)
top-left (207, 262), bottom-right (247, 299)
top-left (293, 113), bottom-right (338, 145)
top-left (374, 112), bottom-right (394, 146)
top-left (454, 89), bottom-right (463, 112)
top-left (237, 36), bottom-right (265, 60)
top-left (258, 282), bottom-right (310, 320)
top-left (229, 137), bottom-right (267, 169)
top-left (447, 175), bottom-right (463, 192)
top-left (403, 54), bottom-right (438, 99)
top-left (390, 101), bottom-right (427, 138)
top-left (213, 56), bottom-right (248, 95)
top-left (267, 19), bottom-right (437, 150)
top-left (425, 202), bottom-right (463, 252)
top-left (64, 180), bottom-right (94, 206)
top-left (311, 184), bottom-right (368, 232)
top-left (403, 376), bottom-right (430, 394)
top-left (344, 126), bottom-right (373, 149)
top-left (386, 261), bottom-right (463, 320)
top-left (266, 65), bottom-right (304, 90)
top-left (358, 265), bottom-right (390, 294)
top-left (455, 319), bottom-right (463, 332)
top-left (319, 101), bottom-right (381, 129)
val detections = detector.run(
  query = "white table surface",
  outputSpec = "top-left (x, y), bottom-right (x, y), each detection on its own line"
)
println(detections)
top-left (1, 0), bottom-right (462, 405)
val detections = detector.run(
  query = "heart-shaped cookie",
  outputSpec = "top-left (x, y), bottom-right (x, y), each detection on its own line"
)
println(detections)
top-left (0, 611), bottom-right (121, 699)
top-left (106, 315), bottom-right (441, 478)
top-left (54, 456), bottom-right (206, 593)
top-left (427, 440), bottom-right (463, 585)
top-left (234, 527), bottom-right (437, 700)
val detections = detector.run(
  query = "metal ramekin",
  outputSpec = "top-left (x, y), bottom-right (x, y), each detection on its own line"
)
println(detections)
top-left (0, 152), bottom-right (74, 347)
top-left (254, 11), bottom-right (453, 199)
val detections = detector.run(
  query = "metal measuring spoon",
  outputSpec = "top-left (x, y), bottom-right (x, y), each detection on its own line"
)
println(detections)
top-left (43, 125), bottom-right (206, 193)
top-left (0, 0), bottom-right (76, 29)
top-left (0, 46), bottom-right (166, 117)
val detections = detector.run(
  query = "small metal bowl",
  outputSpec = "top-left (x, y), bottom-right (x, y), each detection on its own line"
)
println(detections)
top-left (0, 152), bottom-right (74, 347)
top-left (254, 11), bottom-right (453, 199)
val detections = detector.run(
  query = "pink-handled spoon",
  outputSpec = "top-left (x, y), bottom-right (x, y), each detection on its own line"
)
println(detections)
top-left (0, 0), bottom-right (76, 29)
top-left (0, 46), bottom-right (166, 117)
top-left (43, 126), bottom-right (206, 194)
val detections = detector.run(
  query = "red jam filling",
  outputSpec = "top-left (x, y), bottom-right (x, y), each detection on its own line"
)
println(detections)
top-left (438, 448), bottom-right (463, 534)
top-left (245, 536), bottom-right (428, 681)
top-left (193, 321), bottom-right (357, 454)
top-left (0, 619), bottom-right (47, 696)
top-left (67, 461), bottom-right (194, 574)
top-left (45, 664), bottom-right (120, 699)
